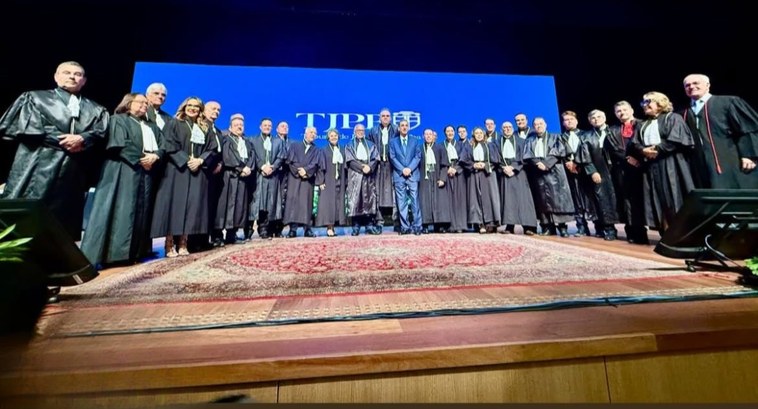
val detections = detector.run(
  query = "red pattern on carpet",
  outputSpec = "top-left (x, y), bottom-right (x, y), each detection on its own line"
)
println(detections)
top-left (62, 234), bottom-right (689, 306)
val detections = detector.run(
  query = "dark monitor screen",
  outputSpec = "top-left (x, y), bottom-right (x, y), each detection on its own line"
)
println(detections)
top-left (0, 199), bottom-right (98, 287)
top-left (654, 189), bottom-right (758, 260)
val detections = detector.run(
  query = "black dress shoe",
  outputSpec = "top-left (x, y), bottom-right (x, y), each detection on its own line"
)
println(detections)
top-left (304, 229), bottom-right (316, 238)
top-left (287, 231), bottom-right (297, 238)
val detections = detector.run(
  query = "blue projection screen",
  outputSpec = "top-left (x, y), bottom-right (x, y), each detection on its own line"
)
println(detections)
top-left (131, 62), bottom-right (560, 144)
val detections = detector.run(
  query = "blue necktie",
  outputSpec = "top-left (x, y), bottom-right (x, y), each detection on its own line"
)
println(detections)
top-left (693, 100), bottom-right (703, 127)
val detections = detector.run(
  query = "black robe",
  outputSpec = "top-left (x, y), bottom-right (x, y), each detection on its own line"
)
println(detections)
top-left (344, 138), bottom-right (379, 218)
top-left (577, 127), bottom-right (619, 226)
top-left (460, 141), bottom-right (501, 226)
top-left (80, 114), bottom-right (164, 265)
top-left (630, 113), bottom-right (695, 231)
top-left (419, 142), bottom-right (451, 225)
top-left (608, 120), bottom-right (646, 228)
top-left (283, 141), bottom-right (323, 226)
top-left (523, 133), bottom-right (576, 224)
top-left (367, 124), bottom-right (397, 211)
top-left (275, 135), bottom-right (290, 231)
top-left (150, 118), bottom-right (218, 237)
top-left (683, 95), bottom-right (758, 189)
top-left (146, 105), bottom-right (172, 131)
top-left (315, 143), bottom-right (348, 227)
top-left (443, 140), bottom-right (469, 232)
top-left (561, 129), bottom-right (594, 221)
top-left (496, 134), bottom-right (538, 227)
top-left (248, 134), bottom-right (286, 222)
top-left (215, 134), bottom-right (256, 230)
top-left (0, 88), bottom-right (109, 240)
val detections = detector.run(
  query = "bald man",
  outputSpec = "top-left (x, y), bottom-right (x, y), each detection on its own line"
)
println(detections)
top-left (682, 73), bottom-right (758, 189)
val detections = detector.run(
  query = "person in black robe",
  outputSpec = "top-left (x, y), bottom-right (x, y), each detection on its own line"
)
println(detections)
top-left (460, 127), bottom-right (501, 234)
top-left (269, 121), bottom-right (290, 238)
top-left (419, 129), bottom-right (451, 233)
top-left (578, 110), bottom-right (620, 240)
top-left (150, 97), bottom-right (218, 257)
top-left (560, 110), bottom-right (594, 237)
top-left (682, 74), bottom-right (758, 189)
top-left (630, 92), bottom-right (695, 234)
top-left (496, 122), bottom-right (538, 235)
top-left (367, 108), bottom-right (398, 233)
top-left (522, 117), bottom-right (575, 237)
top-left (442, 125), bottom-right (469, 233)
top-left (213, 114), bottom-right (255, 246)
top-left (514, 113), bottom-right (532, 140)
top-left (0, 61), bottom-right (109, 241)
top-left (283, 127), bottom-right (323, 237)
top-left (609, 101), bottom-right (648, 244)
top-left (315, 129), bottom-right (347, 236)
top-left (188, 101), bottom-right (223, 252)
top-left (484, 118), bottom-right (499, 142)
top-left (246, 118), bottom-right (286, 240)
top-left (345, 124), bottom-right (380, 236)
top-left (456, 125), bottom-right (469, 143)
top-left (145, 82), bottom-right (172, 131)
top-left (80, 93), bottom-right (163, 266)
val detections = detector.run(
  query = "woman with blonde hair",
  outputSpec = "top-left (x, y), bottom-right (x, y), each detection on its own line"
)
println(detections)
top-left (151, 96), bottom-right (218, 257)
top-left (629, 91), bottom-right (695, 234)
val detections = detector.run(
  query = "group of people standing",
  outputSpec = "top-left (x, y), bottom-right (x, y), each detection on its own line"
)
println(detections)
top-left (1, 62), bottom-right (756, 269)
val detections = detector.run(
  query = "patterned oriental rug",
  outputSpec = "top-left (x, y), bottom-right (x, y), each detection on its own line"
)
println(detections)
top-left (65, 234), bottom-right (694, 305)
top-left (46, 234), bottom-right (754, 337)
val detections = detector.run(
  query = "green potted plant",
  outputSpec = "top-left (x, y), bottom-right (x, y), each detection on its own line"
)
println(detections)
top-left (0, 224), bottom-right (32, 262)
top-left (0, 224), bottom-right (46, 347)
top-left (747, 257), bottom-right (758, 281)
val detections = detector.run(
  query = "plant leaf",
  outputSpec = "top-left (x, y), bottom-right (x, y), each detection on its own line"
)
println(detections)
top-left (0, 224), bottom-right (16, 241)
top-left (0, 256), bottom-right (23, 263)
top-left (0, 237), bottom-right (33, 249)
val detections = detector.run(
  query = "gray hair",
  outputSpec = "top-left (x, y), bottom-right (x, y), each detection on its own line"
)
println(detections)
top-left (146, 82), bottom-right (167, 94)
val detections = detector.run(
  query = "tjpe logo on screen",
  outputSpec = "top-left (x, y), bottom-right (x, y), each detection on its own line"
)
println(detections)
top-left (295, 111), bottom-right (422, 134)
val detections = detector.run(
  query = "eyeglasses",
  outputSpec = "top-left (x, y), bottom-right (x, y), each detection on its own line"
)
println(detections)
top-left (640, 99), bottom-right (652, 107)
top-left (186, 104), bottom-right (201, 108)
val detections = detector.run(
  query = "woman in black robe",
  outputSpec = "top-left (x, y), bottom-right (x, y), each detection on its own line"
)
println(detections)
top-left (442, 125), bottom-right (469, 233)
top-left (460, 127), bottom-right (501, 233)
top-left (419, 128), bottom-right (451, 233)
top-left (315, 129), bottom-right (347, 236)
top-left (630, 91), bottom-right (695, 234)
top-left (150, 97), bottom-right (217, 257)
top-left (80, 93), bottom-right (163, 266)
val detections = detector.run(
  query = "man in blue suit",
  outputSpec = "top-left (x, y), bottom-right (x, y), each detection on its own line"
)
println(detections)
top-left (389, 120), bottom-right (423, 235)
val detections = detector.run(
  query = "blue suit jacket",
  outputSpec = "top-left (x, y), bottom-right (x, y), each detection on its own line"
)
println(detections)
top-left (389, 135), bottom-right (422, 183)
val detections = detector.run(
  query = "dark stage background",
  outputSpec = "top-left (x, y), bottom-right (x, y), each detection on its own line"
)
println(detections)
top-left (1, 0), bottom-right (755, 182)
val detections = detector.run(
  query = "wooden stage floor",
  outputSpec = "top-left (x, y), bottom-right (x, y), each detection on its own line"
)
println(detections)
top-left (2, 229), bottom-right (758, 406)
